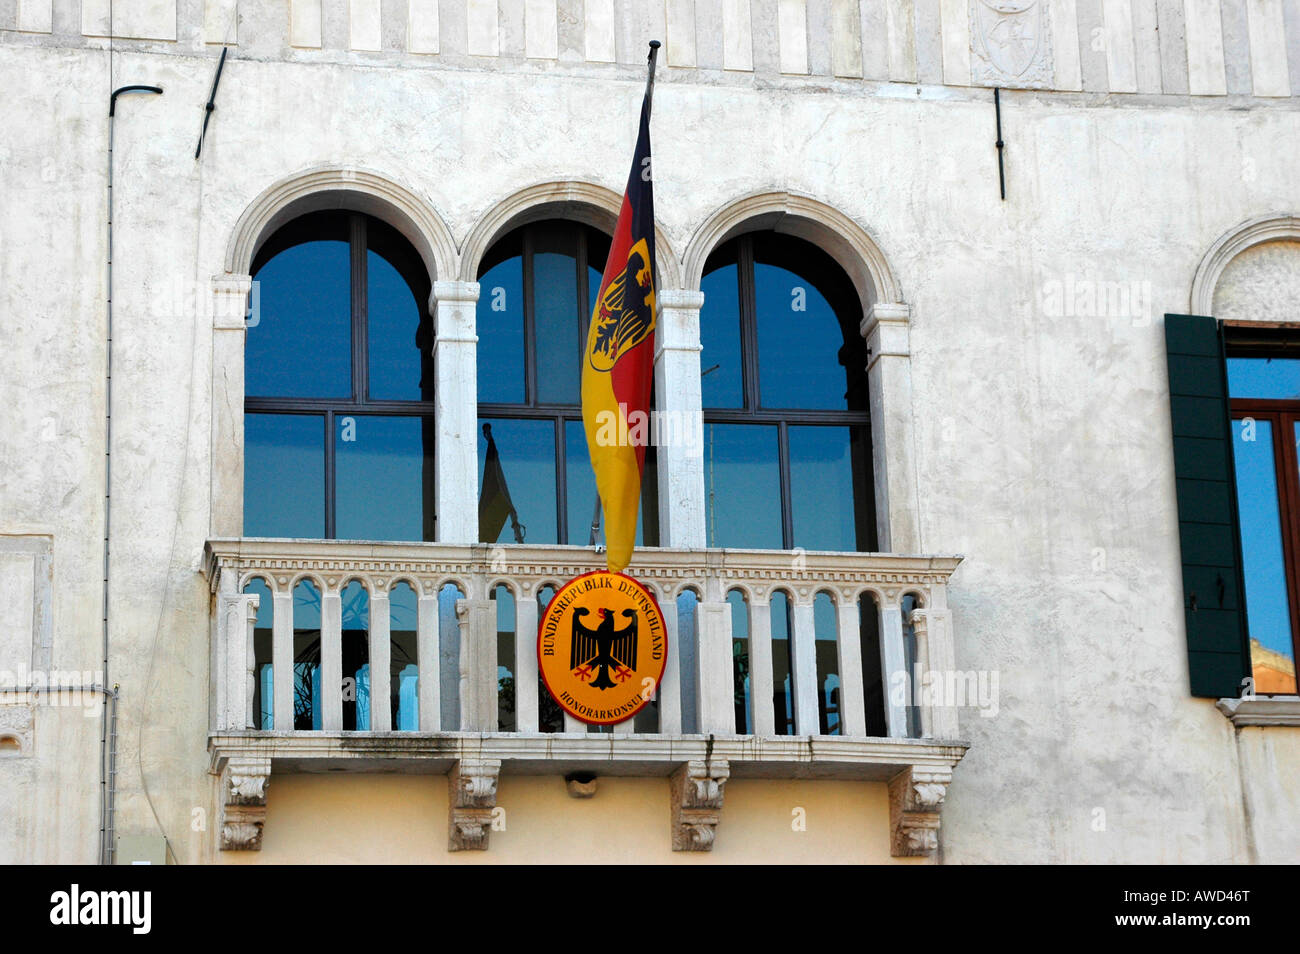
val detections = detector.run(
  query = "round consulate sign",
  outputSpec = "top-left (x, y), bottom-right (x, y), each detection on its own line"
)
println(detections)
top-left (538, 571), bottom-right (667, 726)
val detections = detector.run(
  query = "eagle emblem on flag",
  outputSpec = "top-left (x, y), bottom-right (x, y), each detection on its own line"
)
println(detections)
top-left (588, 238), bottom-right (656, 373)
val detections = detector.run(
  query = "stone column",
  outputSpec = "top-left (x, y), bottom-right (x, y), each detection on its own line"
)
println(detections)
top-left (653, 289), bottom-right (707, 548)
top-left (272, 589), bottom-right (294, 730)
top-left (747, 591), bottom-right (775, 736)
top-left (368, 588), bottom-right (391, 731)
top-left (835, 597), bottom-right (868, 737)
top-left (457, 597), bottom-right (497, 731)
top-left (879, 591), bottom-right (909, 738)
top-left (216, 582), bottom-right (258, 732)
top-left (431, 281), bottom-right (480, 544)
top-left (210, 275), bottom-right (252, 538)
top-left (789, 595), bottom-right (820, 735)
top-left (320, 587), bottom-right (342, 731)
top-left (695, 568), bottom-right (735, 734)
top-left (863, 303), bottom-right (920, 553)
top-left (417, 585), bottom-right (441, 731)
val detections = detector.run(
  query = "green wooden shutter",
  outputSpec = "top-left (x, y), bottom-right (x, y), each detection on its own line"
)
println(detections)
top-left (1164, 314), bottom-right (1250, 698)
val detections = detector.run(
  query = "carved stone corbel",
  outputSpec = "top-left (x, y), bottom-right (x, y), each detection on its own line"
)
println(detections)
top-left (219, 756), bottom-right (271, 850)
top-left (448, 758), bottom-right (501, 851)
top-left (670, 759), bottom-right (729, 851)
top-left (888, 765), bottom-right (952, 857)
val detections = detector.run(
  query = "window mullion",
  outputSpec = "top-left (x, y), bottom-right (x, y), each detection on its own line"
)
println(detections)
top-left (523, 230), bottom-right (537, 407)
top-left (739, 236), bottom-right (760, 413)
top-left (577, 228), bottom-right (591, 355)
top-left (351, 214), bottom-right (368, 405)
top-left (778, 419), bottom-right (793, 550)
top-left (324, 409), bottom-right (336, 539)
top-left (555, 417), bottom-right (569, 545)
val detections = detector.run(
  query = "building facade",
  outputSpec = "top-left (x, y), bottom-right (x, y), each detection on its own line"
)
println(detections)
top-left (1, 0), bottom-right (1298, 864)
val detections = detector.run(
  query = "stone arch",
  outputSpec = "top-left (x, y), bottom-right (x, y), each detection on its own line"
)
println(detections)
top-left (1190, 213), bottom-right (1300, 316)
top-left (458, 180), bottom-right (683, 288)
top-left (223, 165), bottom-right (458, 286)
top-left (683, 191), bottom-right (903, 311)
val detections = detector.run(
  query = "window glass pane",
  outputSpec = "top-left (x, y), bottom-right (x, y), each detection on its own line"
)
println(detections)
top-left (477, 238), bottom-right (525, 404)
top-left (244, 413), bottom-right (324, 537)
top-left (814, 592), bottom-right (840, 735)
top-left (293, 580), bottom-right (322, 730)
top-left (564, 419), bottom-right (658, 548)
top-left (536, 585), bottom-right (564, 733)
top-left (493, 585), bottom-right (516, 732)
top-left (1227, 358), bottom-right (1300, 400)
top-left (753, 237), bottom-right (860, 410)
top-left (704, 423), bottom-right (782, 548)
top-left (700, 250), bottom-right (743, 409)
top-left (728, 590), bottom-right (750, 733)
top-left (342, 581), bottom-right (370, 731)
top-left (336, 415), bottom-right (433, 541)
top-left (367, 245), bottom-right (429, 401)
top-left (478, 418), bottom-right (558, 544)
top-left (588, 261), bottom-right (604, 322)
top-left (789, 425), bottom-right (867, 552)
top-left (1232, 419), bottom-right (1297, 694)
top-left (248, 237), bottom-right (351, 398)
top-left (390, 582), bottom-right (419, 731)
top-left (245, 577), bottom-right (273, 729)
top-left (533, 226), bottom-right (581, 405)
top-left (770, 591), bottom-right (795, 736)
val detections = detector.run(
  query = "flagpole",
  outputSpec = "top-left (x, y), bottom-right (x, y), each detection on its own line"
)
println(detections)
top-left (587, 39), bottom-right (658, 555)
top-left (645, 40), bottom-right (660, 111)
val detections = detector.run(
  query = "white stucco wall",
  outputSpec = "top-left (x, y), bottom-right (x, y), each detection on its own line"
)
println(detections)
top-left (1, 0), bottom-right (1298, 863)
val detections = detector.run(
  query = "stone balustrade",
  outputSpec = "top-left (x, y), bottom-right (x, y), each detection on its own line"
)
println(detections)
top-left (203, 538), bottom-right (969, 854)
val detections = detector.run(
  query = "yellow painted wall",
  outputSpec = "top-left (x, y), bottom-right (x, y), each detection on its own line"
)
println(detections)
top-left (218, 775), bottom-right (925, 864)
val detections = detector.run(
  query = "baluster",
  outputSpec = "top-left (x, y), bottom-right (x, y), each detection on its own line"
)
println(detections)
top-left (458, 598), bottom-right (497, 732)
top-left (909, 606), bottom-right (932, 739)
top-left (369, 586), bottom-right (391, 731)
top-left (748, 592), bottom-right (775, 736)
top-left (417, 586), bottom-right (440, 731)
top-left (272, 588), bottom-right (293, 730)
top-left (657, 593), bottom-right (682, 734)
top-left (245, 602), bottom-right (256, 729)
top-left (696, 601), bottom-right (734, 734)
top-left (320, 586), bottom-right (343, 731)
top-left (836, 597), bottom-right (867, 737)
top-left (879, 595), bottom-right (908, 738)
top-left (790, 597), bottom-right (820, 736)
top-left (514, 586), bottom-right (539, 733)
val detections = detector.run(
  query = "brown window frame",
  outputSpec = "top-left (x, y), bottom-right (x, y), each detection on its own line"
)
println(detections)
top-left (1225, 323), bottom-right (1300, 693)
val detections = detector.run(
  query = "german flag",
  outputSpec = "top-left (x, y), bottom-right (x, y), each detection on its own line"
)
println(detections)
top-left (581, 44), bottom-right (660, 573)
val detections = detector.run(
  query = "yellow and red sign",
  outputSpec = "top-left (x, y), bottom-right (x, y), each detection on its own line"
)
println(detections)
top-left (538, 571), bottom-right (667, 725)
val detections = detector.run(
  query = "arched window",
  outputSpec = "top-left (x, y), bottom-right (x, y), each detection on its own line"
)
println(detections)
top-left (244, 210), bottom-right (435, 540)
top-left (699, 232), bottom-right (876, 551)
top-left (476, 218), bottom-right (659, 546)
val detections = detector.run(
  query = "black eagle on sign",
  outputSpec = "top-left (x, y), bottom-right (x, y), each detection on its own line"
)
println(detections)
top-left (570, 607), bottom-right (638, 690)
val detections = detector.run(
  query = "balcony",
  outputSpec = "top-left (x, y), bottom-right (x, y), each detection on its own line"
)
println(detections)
top-left (203, 539), bottom-right (969, 855)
